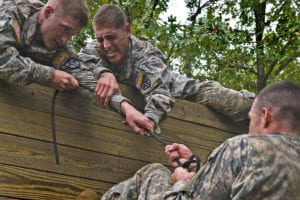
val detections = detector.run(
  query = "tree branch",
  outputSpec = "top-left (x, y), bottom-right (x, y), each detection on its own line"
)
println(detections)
top-left (275, 57), bottom-right (296, 76)
top-left (145, 0), bottom-right (159, 28)
top-left (266, 37), bottom-right (292, 78)
top-left (190, 0), bottom-right (216, 22)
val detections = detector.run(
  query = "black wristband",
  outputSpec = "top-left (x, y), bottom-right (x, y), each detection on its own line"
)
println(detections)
top-left (182, 154), bottom-right (201, 172)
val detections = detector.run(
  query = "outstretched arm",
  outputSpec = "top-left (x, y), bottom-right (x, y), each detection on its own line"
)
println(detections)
top-left (78, 43), bottom-right (121, 108)
top-left (120, 101), bottom-right (155, 136)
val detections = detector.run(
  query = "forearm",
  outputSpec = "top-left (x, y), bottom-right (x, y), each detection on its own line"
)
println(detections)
top-left (144, 93), bottom-right (175, 127)
top-left (0, 47), bottom-right (54, 86)
top-left (68, 67), bottom-right (131, 115)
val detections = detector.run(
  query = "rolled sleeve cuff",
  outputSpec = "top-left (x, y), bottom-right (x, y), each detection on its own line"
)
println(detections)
top-left (109, 94), bottom-right (133, 115)
top-left (144, 112), bottom-right (161, 133)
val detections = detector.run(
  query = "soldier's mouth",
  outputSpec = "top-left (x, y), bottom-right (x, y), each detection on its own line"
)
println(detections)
top-left (105, 49), bottom-right (117, 55)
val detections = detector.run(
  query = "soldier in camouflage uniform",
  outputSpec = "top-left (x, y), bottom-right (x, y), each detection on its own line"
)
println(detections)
top-left (0, 0), bottom-right (134, 115)
top-left (78, 4), bottom-right (255, 135)
top-left (76, 80), bottom-right (299, 200)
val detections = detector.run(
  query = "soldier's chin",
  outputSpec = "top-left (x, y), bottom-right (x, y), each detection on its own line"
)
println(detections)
top-left (106, 54), bottom-right (122, 64)
top-left (45, 41), bottom-right (59, 51)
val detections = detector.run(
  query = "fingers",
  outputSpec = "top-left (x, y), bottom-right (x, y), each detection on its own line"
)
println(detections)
top-left (121, 120), bottom-right (149, 136)
top-left (52, 70), bottom-right (79, 90)
top-left (165, 143), bottom-right (179, 155)
top-left (121, 120), bottom-right (129, 126)
top-left (69, 77), bottom-right (79, 89)
top-left (126, 117), bottom-right (153, 136)
top-left (94, 78), bottom-right (117, 107)
top-left (171, 167), bottom-right (195, 184)
top-left (129, 122), bottom-right (150, 136)
top-left (120, 103), bottom-right (155, 136)
top-left (95, 83), bottom-right (107, 107)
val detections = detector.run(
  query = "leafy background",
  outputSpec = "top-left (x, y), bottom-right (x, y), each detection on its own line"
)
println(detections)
top-left (42, 0), bottom-right (300, 93)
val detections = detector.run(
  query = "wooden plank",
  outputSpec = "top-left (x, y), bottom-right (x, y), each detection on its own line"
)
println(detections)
top-left (0, 133), bottom-right (150, 183)
top-left (0, 81), bottom-right (249, 134)
top-left (0, 102), bottom-right (229, 163)
top-left (0, 197), bottom-right (22, 200)
top-left (0, 164), bottom-right (111, 200)
top-left (0, 81), bottom-right (248, 199)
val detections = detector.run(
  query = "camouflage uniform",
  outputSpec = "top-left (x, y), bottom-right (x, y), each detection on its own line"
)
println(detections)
top-left (0, 0), bottom-right (129, 114)
top-left (101, 133), bottom-right (300, 200)
top-left (79, 35), bottom-right (254, 128)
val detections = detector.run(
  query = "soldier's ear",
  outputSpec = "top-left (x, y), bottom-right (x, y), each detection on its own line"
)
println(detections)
top-left (44, 6), bottom-right (54, 19)
top-left (262, 107), bottom-right (272, 128)
top-left (124, 23), bottom-right (131, 34)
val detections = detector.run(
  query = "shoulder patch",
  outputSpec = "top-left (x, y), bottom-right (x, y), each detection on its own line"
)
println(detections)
top-left (135, 70), bottom-right (144, 89)
top-left (142, 77), bottom-right (151, 90)
top-left (135, 69), bottom-right (151, 91)
top-left (53, 49), bottom-right (80, 70)
top-left (11, 20), bottom-right (21, 43)
top-left (53, 51), bottom-right (69, 69)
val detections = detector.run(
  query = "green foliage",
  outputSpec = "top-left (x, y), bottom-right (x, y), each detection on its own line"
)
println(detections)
top-left (70, 0), bottom-right (299, 92)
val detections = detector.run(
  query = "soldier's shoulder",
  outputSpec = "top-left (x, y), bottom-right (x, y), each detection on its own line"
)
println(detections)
top-left (83, 40), bottom-right (98, 49)
top-left (79, 40), bottom-right (100, 56)
top-left (0, 0), bottom-right (43, 22)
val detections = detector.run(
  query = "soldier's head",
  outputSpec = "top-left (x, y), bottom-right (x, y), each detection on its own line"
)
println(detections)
top-left (38, 0), bottom-right (89, 50)
top-left (248, 81), bottom-right (300, 136)
top-left (93, 4), bottom-right (131, 65)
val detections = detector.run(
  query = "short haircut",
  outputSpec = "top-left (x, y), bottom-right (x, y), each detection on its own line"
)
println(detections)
top-left (48, 0), bottom-right (89, 27)
top-left (93, 4), bottom-right (127, 29)
top-left (255, 80), bottom-right (300, 130)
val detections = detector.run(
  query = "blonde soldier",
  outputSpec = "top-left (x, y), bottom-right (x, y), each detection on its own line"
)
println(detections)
top-left (79, 4), bottom-right (255, 135)
top-left (77, 80), bottom-right (300, 200)
top-left (0, 0), bottom-right (132, 115)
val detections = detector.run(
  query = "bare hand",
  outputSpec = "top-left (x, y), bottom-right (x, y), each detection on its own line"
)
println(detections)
top-left (94, 72), bottom-right (121, 107)
top-left (171, 167), bottom-right (195, 184)
top-left (121, 101), bottom-right (155, 136)
top-left (165, 143), bottom-right (193, 167)
top-left (51, 70), bottom-right (79, 90)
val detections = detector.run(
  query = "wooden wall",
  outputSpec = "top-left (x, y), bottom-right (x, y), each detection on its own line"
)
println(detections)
top-left (0, 80), bottom-right (248, 199)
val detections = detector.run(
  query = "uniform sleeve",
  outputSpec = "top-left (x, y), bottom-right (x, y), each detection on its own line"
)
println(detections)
top-left (0, 10), bottom-right (54, 86)
top-left (134, 49), bottom-right (175, 128)
top-left (62, 59), bottom-right (132, 115)
top-left (78, 41), bottom-right (112, 79)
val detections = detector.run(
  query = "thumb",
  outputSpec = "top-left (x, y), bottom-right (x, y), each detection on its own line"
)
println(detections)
top-left (122, 120), bottom-right (129, 126)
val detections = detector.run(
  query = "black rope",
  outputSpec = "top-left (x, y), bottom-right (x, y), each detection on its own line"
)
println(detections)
top-left (51, 89), bottom-right (60, 164)
top-left (182, 154), bottom-right (201, 172)
top-left (50, 84), bottom-right (95, 164)
top-left (50, 85), bottom-right (201, 170)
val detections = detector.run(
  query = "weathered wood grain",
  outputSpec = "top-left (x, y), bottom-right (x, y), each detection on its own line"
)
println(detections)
top-left (0, 164), bottom-right (112, 199)
top-left (0, 80), bottom-right (249, 199)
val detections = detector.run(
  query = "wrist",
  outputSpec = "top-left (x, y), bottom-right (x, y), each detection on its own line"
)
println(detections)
top-left (120, 101), bottom-right (132, 115)
top-left (99, 71), bottom-right (112, 79)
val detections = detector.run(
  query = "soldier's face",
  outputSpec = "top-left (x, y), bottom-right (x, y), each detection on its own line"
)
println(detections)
top-left (39, 6), bottom-right (82, 50)
top-left (94, 23), bottom-right (131, 64)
